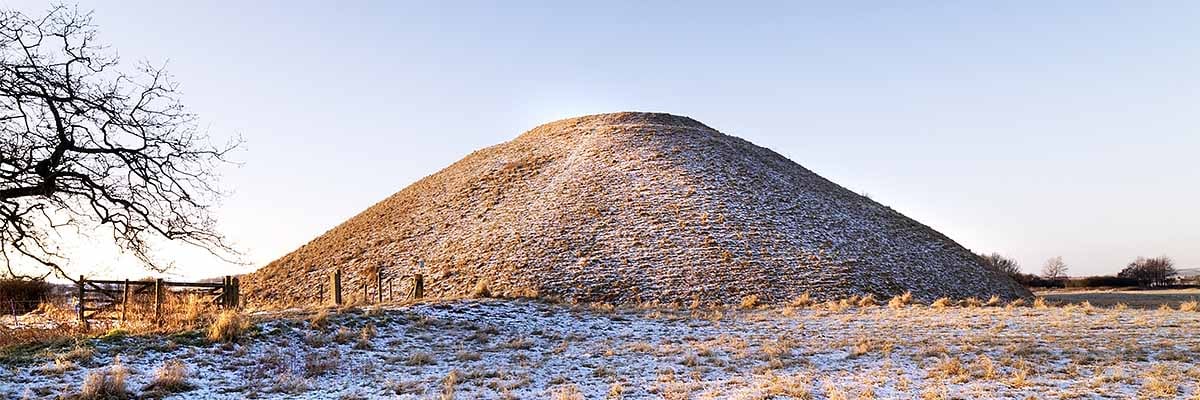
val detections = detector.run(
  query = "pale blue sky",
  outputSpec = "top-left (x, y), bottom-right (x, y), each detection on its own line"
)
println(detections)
top-left (6, 1), bottom-right (1198, 278)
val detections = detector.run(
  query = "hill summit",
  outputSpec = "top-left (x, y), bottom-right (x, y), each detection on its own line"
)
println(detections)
top-left (244, 112), bottom-right (1029, 306)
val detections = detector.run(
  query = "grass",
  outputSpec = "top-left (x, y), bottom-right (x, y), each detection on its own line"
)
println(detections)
top-left (888, 292), bottom-right (913, 309)
top-left (1179, 300), bottom-right (1198, 312)
top-left (405, 351), bottom-right (434, 366)
top-left (7, 294), bottom-right (1200, 398)
top-left (206, 310), bottom-right (249, 343)
top-left (78, 356), bottom-right (129, 400)
top-left (740, 295), bottom-right (760, 309)
top-left (789, 292), bottom-right (813, 308)
top-left (144, 360), bottom-right (192, 394)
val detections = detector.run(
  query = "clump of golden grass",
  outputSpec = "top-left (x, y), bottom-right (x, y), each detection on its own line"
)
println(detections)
top-left (857, 294), bottom-right (877, 307)
top-left (145, 359), bottom-right (191, 393)
top-left (740, 295), bottom-right (760, 309)
top-left (1008, 363), bottom-right (1031, 388)
top-left (757, 372), bottom-right (813, 398)
top-left (607, 382), bottom-right (625, 399)
top-left (79, 356), bottom-right (129, 400)
top-left (789, 292), bottom-right (813, 308)
top-left (1005, 298), bottom-right (1026, 309)
top-left (472, 279), bottom-right (492, 298)
top-left (207, 310), bottom-right (249, 343)
top-left (971, 355), bottom-right (997, 380)
top-left (929, 356), bottom-right (969, 383)
top-left (1140, 364), bottom-right (1181, 397)
top-left (848, 337), bottom-right (873, 358)
top-left (888, 292), bottom-right (913, 309)
top-left (333, 327), bottom-right (355, 344)
top-left (441, 369), bottom-right (461, 400)
top-left (930, 297), bottom-right (952, 309)
top-left (963, 297), bottom-right (982, 308)
top-left (1178, 301), bottom-right (1198, 312)
top-left (1033, 297), bottom-right (1048, 309)
top-left (984, 295), bottom-right (1002, 307)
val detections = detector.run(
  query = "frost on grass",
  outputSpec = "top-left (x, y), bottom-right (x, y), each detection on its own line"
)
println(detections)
top-left (2, 299), bottom-right (1199, 399)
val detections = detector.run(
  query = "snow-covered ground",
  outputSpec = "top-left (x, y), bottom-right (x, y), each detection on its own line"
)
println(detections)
top-left (2, 299), bottom-right (1198, 399)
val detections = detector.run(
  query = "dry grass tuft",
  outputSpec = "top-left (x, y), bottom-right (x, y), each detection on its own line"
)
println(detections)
top-left (1178, 301), bottom-right (1198, 312)
top-left (740, 295), bottom-right (760, 309)
top-left (930, 297), bottom-right (952, 309)
top-left (789, 292), bottom-right (813, 308)
top-left (472, 279), bottom-right (492, 298)
top-left (888, 292), bottom-right (913, 309)
top-left (441, 369), bottom-right (460, 400)
top-left (1141, 364), bottom-right (1181, 397)
top-left (145, 359), bottom-right (192, 394)
top-left (857, 294), bottom-right (877, 307)
top-left (929, 356), bottom-right (969, 383)
top-left (406, 351), bottom-right (435, 366)
top-left (207, 310), bottom-right (249, 343)
top-left (79, 356), bottom-right (129, 400)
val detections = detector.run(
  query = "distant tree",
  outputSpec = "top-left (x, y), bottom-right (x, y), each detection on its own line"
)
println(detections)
top-left (979, 252), bottom-right (1021, 278)
top-left (1041, 256), bottom-right (1069, 279)
top-left (1118, 256), bottom-right (1177, 288)
top-left (0, 6), bottom-right (241, 279)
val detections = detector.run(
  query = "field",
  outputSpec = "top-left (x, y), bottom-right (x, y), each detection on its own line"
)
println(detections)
top-left (1040, 288), bottom-right (1200, 310)
top-left (2, 296), bottom-right (1199, 399)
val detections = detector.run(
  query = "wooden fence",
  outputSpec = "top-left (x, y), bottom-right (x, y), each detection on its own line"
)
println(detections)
top-left (320, 268), bottom-right (423, 306)
top-left (76, 275), bottom-right (239, 328)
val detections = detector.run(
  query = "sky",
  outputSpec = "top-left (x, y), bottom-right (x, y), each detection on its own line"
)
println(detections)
top-left (4, 1), bottom-right (1198, 279)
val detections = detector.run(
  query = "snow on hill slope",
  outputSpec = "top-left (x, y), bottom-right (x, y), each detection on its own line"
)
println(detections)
top-left (244, 112), bottom-right (1028, 307)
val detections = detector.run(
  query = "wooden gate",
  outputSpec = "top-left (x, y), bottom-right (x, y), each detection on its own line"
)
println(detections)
top-left (76, 275), bottom-right (240, 328)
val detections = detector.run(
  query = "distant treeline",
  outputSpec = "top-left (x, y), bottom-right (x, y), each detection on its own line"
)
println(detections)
top-left (979, 253), bottom-right (1194, 289)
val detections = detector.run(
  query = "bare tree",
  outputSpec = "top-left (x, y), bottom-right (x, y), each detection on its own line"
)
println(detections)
top-left (979, 252), bottom-right (1021, 277)
top-left (1118, 256), bottom-right (1177, 288)
top-left (0, 6), bottom-right (240, 279)
top-left (1041, 256), bottom-right (1068, 279)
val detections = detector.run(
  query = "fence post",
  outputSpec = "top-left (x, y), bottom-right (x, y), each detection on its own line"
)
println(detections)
top-left (413, 274), bottom-right (424, 299)
top-left (221, 276), bottom-right (230, 308)
top-left (330, 269), bottom-right (342, 306)
top-left (231, 277), bottom-right (240, 309)
top-left (121, 279), bottom-right (130, 324)
top-left (77, 275), bottom-right (86, 329)
top-left (154, 278), bottom-right (163, 327)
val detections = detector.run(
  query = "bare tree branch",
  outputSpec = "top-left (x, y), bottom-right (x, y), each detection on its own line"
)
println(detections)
top-left (0, 5), bottom-right (243, 279)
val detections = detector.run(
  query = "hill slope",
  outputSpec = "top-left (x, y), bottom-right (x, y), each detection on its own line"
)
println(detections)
top-left (243, 112), bottom-right (1028, 306)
